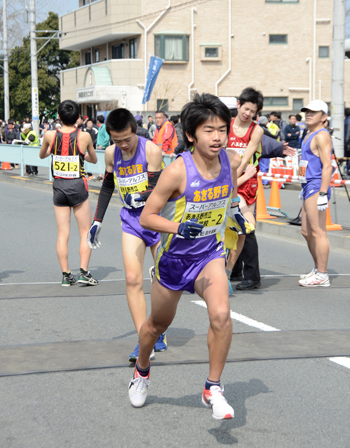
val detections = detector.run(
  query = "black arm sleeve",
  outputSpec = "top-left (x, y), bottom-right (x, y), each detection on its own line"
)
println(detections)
top-left (139, 171), bottom-right (162, 202)
top-left (94, 171), bottom-right (115, 222)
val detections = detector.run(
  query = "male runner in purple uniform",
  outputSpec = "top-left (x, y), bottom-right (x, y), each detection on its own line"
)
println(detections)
top-left (298, 100), bottom-right (333, 287)
top-left (87, 109), bottom-right (166, 360)
top-left (128, 93), bottom-right (241, 420)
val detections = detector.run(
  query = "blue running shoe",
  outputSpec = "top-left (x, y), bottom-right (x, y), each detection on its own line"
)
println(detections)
top-left (129, 342), bottom-right (139, 363)
top-left (154, 333), bottom-right (167, 352)
top-left (129, 342), bottom-right (155, 362)
top-left (228, 278), bottom-right (233, 295)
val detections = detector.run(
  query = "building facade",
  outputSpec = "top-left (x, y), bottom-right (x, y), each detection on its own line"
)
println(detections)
top-left (59, 0), bottom-right (350, 117)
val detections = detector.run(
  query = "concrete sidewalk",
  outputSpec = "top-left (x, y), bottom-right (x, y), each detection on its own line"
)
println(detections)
top-left (1, 166), bottom-right (350, 251)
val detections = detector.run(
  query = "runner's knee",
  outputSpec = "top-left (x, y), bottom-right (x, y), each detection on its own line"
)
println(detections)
top-left (125, 270), bottom-right (143, 288)
top-left (209, 307), bottom-right (231, 331)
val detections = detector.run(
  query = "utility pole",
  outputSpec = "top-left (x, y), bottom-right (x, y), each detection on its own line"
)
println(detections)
top-left (29, 0), bottom-right (39, 136)
top-left (331, 0), bottom-right (346, 158)
top-left (3, 0), bottom-right (9, 122)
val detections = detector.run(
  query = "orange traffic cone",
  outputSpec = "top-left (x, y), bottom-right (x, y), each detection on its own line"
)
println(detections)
top-left (1, 161), bottom-right (12, 170)
top-left (256, 176), bottom-right (275, 220)
top-left (269, 180), bottom-right (282, 209)
top-left (326, 207), bottom-right (342, 231)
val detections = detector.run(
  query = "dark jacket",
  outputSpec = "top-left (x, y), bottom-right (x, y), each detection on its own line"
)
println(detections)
top-left (284, 124), bottom-right (300, 148)
top-left (260, 134), bottom-right (285, 159)
top-left (136, 126), bottom-right (151, 140)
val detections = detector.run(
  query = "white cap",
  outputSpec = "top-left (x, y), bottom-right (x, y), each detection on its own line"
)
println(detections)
top-left (22, 123), bottom-right (31, 130)
top-left (301, 100), bottom-right (328, 115)
top-left (219, 97), bottom-right (237, 109)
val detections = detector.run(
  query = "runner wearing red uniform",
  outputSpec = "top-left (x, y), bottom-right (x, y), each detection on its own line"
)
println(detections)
top-left (226, 88), bottom-right (264, 290)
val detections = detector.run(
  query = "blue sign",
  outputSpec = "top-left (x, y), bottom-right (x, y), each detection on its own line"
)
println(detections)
top-left (142, 56), bottom-right (163, 104)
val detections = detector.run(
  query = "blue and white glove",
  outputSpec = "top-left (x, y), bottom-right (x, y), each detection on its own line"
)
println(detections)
top-left (178, 218), bottom-right (204, 240)
top-left (87, 221), bottom-right (102, 249)
top-left (228, 205), bottom-right (250, 235)
top-left (317, 194), bottom-right (328, 211)
top-left (124, 192), bottom-right (145, 209)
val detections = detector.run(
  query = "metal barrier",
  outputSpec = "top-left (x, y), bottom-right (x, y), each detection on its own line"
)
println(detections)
top-left (0, 144), bottom-right (106, 181)
top-left (0, 143), bottom-right (176, 180)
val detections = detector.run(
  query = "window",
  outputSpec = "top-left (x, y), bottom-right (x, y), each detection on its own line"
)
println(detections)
top-left (266, 0), bottom-right (299, 2)
top-left (293, 99), bottom-right (303, 110)
top-left (157, 99), bottom-right (169, 112)
top-left (95, 49), bottom-right (100, 63)
top-left (155, 35), bottom-right (189, 61)
top-left (205, 47), bottom-right (218, 58)
top-left (264, 97), bottom-right (289, 107)
top-left (112, 44), bottom-right (124, 59)
top-left (319, 46), bottom-right (329, 58)
top-left (129, 39), bottom-right (137, 59)
top-left (269, 34), bottom-right (288, 44)
top-left (85, 52), bottom-right (91, 65)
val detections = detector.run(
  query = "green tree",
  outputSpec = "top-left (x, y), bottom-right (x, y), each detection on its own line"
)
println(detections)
top-left (0, 12), bottom-right (79, 119)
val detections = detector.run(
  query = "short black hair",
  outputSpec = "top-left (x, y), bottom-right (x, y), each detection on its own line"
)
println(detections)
top-left (181, 93), bottom-right (231, 148)
top-left (238, 87), bottom-right (264, 113)
top-left (289, 114), bottom-right (296, 119)
top-left (296, 114), bottom-right (302, 121)
top-left (155, 110), bottom-right (165, 116)
top-left (96, 115), bottom-right (105, 124)
top-left (105, 108), bottom-right (137, 135)
top-left (170, 115), bottom-right (178, 124)
top-left (345, 108), bottom-right (350, 117)
top-left (58, 100), bottom-right (80, 126)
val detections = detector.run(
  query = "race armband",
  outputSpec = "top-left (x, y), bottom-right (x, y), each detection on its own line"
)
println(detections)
top-left (139, 170), bottom-right (162, 202)
top-left (94, 171), bottom-right (115, 222)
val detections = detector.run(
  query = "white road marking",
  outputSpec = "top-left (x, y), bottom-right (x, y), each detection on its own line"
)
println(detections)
top-left (192, 299), bottom-right (350, 370)
top-left (192, 300), bottom-right (279, 332)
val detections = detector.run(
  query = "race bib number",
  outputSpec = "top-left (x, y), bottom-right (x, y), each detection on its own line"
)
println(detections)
top-left (117, 172), bottom-right (148, 209)
top-left (298, 160), bottom-right (308, 182)
top-left (179, 198), bottom-right (230, 239)
top-left (53, 155), bottom-right (79, 178)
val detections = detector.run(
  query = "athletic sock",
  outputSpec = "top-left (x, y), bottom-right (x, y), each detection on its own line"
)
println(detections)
top-left (62, 271), bottom-right (71, 276)
top-left (205, 378), bottom-right (221, 390)
top-left (317, 271), bottom-right (328, 278)
top-left (80, 268), bottom-right (88, 275)
top-left (136, 361), bottom-right (150, 378)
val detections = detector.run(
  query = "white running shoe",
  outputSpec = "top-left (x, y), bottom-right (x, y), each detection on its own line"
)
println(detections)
top-left (299, 273), bottom-right (330, 287)
top-left (202, 385), bottom-right (234, 420)
top-left (149, 266), bottom-right (155, 282)
top-left (128, 367), bottom-right (150, 408)
top-left (300, 267), bottom-right (317, 279)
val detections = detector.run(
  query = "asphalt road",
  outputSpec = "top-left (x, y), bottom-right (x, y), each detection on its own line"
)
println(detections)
top-left (1, 182), bottom-right (350, 448)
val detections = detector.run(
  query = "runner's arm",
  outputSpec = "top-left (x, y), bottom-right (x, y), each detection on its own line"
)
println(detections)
top-left (80, 132), bottom-right (97, 164)
top-left (140, 158), bottom-right (185, 234)
top-left (93, 145), bottom-right (115, 222)
top-left (136, 140), bottom-right (164, 201)
top-left (39, 132), bottom-right (52, 159)
top-left (317, 131), bottom-right (333, 193)
top-left (226, 149), bottom-right (240, 204)
top-left (236, 125), bottom-right (263, 178)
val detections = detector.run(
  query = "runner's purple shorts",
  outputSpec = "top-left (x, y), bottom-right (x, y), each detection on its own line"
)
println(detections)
top-left (120, 207), bottom-right (160, 247)
top-left (155, 242), bottom-right (226, 293)
top-left (302, 180), bottom-right (331, 201)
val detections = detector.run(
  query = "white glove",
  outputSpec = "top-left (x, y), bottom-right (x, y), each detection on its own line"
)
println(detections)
top-left (124, 192), bottom-right (145, 209)
top-left (317, 194), bottom-right (328, 211)
top-left (87, 221), bottom-right (102, 249)
top-left (299, 190), bottom-right (304, 201)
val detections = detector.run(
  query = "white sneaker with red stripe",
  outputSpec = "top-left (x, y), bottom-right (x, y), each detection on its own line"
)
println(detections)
top-left (202, 385), bottom-right (234, 420)
top-left (128, 366), bottom-right (150, 408)
top-left (300, 267), bottom-right (317, 279)
top-left (299, 272), bottom-right (330, 287)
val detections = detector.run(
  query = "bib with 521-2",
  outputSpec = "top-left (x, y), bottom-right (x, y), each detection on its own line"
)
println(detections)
top-left (53, 154), bottom-right (80, 178)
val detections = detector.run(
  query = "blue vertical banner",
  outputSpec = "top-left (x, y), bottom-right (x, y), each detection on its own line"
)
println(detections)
top-left (142, 56), bottom-right (163, 104)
